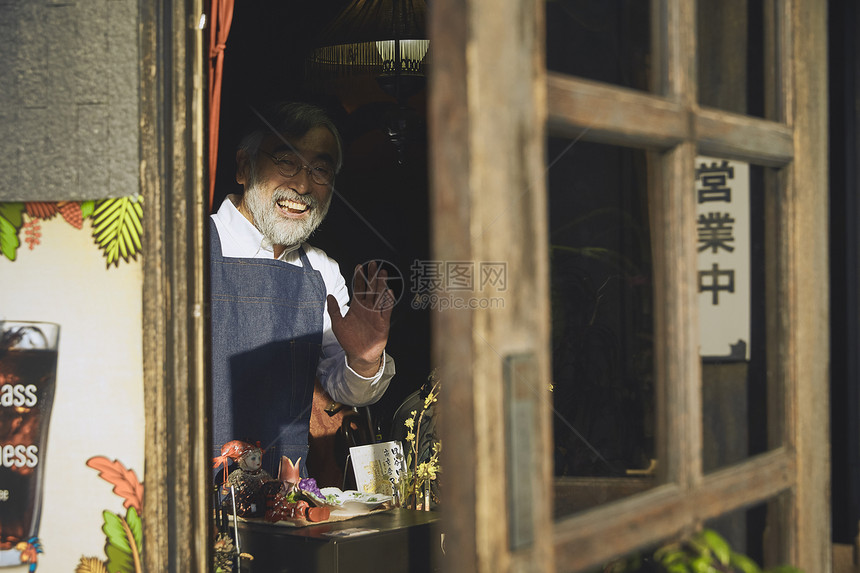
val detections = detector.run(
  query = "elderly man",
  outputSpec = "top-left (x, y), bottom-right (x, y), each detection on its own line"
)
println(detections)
top-left (210, 101), bottom-right (395, 476)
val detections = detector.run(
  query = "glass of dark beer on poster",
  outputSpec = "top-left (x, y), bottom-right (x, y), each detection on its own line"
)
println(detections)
top-left (0, 321), bottom-right (59, 559)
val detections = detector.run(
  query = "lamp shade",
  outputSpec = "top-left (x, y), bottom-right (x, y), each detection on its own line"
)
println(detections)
top-left (306, 0), bottom-right (429, 164)
top-left (307, 0), bottom-right (428, 79)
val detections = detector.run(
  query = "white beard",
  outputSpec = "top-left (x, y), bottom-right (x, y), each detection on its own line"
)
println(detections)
top-left (243, 169), bottom-right (332, 249)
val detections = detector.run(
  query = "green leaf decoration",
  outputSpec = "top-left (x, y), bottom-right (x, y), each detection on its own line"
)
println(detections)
top-left (105, 544), bottom-right (133, 573)
top-left (102, 511), bottom-right (131, 553)
top-left (698, 529), bottom-right (731, 565)
top-left (102, 511), bottom-right (134, 573)
top-left (126, 506), bottom-right (143, 555)
top-left (654, 543), bottom-right (683, 564)
top-left (0, 202), bottom-right (23, 228)
top-left (91, 196), bottom-right (144, 268)
top-left (688, 555), bottom-right (712, 573)
top-left (0, 203), bottom-right (24, 261)
top-left (80, 200), bottom-right (96, 220)
top-left (731, 551), bottom-right (763, 573)
top-left (687, 538), bottom-right (711, 559)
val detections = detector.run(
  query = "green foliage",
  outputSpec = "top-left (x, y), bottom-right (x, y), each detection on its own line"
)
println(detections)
top-left (80, 200), bottom-right (96, 220)
top-left (606, 529), bottom-right (804, 573)
top-left (1, 198), bottom-right (138, 266)
top-left (0, 202), bottom-right (24, 261)
top-left (91, 196), bottom-right (144, 267)
top-left (125, 507), bottom-right (143, 558)
top-left (700, 529), bottom-right (731, 565)
top-left (652, 529), bottom-right (760, 573)
top-left (102, 511), bottom-right (132, 573)
top-left (101, 508), bottom-right (142, 573)
top-left (729, 551), bottom-right (762, 573)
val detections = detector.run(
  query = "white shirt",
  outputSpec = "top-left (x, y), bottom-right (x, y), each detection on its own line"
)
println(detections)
top-left (211, 195), bottom-right (393, 406)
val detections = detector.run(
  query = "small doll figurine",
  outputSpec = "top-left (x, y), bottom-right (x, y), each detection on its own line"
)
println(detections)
top-left (228, 443), bottom-right (272, 488)
top-left (212, 440), bottom-right (274, 516)
top-left (236, 444), bottom-right (265, 473)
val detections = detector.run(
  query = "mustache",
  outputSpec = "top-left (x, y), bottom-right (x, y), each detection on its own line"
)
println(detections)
top-left (271, 188), bottom-right (317, 208)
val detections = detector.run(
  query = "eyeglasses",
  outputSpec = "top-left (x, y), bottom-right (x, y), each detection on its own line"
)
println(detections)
top-left (258, 149), bottom-right (336, 186)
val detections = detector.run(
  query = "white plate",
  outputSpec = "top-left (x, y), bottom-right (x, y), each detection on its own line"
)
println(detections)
top-left (320, 487), bottom-right (392, 511)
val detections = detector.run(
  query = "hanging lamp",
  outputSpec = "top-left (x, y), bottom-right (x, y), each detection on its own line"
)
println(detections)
top-left (307, 0), bottom-right (429, 162)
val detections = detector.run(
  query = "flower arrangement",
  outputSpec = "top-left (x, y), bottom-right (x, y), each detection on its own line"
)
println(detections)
top-left (398, 373), bottom-right (441, 510)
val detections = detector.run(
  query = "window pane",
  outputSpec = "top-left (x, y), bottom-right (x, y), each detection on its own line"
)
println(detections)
top-left (704, 494), bottom-right (791, 568)
top-left (549, 137), bottom-right (657, 518)
top-left (697, 158), bottom-right (780, 473)
top-left (697, 0), bottom-right (769, 119)
top-left (546, 0), bottom-right (653, 93)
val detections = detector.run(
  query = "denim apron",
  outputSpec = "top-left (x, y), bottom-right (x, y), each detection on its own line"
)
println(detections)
top-left (210, 219), bottom-right (326, 477)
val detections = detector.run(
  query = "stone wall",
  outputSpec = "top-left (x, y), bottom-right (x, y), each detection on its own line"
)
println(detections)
top-left (0, 0), bottom-right (139, 201)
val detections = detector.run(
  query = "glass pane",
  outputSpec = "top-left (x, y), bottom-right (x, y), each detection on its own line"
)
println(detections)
top-left (697, 0), bottom-right (770, 118)
top-left (696, 158), bottom-right (780, 473)
top-left (704, 494), bottom-right (791, 569)
top-left (549, 137), bottom-right (657, 519)
top-left (546, 0), bottom-right (654, 93)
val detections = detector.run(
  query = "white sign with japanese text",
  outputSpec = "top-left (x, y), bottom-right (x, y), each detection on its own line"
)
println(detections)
top-left (695, 156), bottom-right (751, 360)
top-left (349, 441), bottom-right (406, 496)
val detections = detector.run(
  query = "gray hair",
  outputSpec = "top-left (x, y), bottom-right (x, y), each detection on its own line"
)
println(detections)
top-left (237, 101), bottom-right (344, 173)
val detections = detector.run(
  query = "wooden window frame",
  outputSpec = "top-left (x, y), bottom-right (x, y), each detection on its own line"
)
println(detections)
top-left (430, 0), bottom-right (830, 572)
top-left (550, 1), bottom-right (830, 570)
top-left (140, 1), bottom-right (210, 570)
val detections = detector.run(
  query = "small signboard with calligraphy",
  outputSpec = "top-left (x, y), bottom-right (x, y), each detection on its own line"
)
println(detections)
top-left (349, 441), bottom-right (406, 496)
top-left (695, 156), bottom-right (750, 361)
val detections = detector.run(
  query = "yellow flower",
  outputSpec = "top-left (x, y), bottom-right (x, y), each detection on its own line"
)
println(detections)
top-left (417, 461), bottom-right (438, 481)
top-left (406, 432), bottom-right (415, 443)
top-left (404, 417), bottom-right (414, 430)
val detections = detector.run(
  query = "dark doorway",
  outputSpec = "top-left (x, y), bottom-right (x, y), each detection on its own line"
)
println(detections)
top-left (828, 0), bottom-right (860, 545)
top-left (212, 1), bottom-right (432, 441)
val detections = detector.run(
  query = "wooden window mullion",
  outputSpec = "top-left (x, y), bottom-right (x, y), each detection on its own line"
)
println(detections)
top-left (783, 0), bottom-right (831, 567)
top-left (656, 142), bottom-right (703, 492)
top-left (661, 0), bottom-right (701, 494)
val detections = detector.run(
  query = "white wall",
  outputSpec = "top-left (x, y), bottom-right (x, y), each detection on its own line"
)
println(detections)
top-left (0, 214), bottom-right (144, 572)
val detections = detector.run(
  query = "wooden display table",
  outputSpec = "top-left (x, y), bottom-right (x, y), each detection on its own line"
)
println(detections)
top-left (236, 509), bottom-right (441, 573)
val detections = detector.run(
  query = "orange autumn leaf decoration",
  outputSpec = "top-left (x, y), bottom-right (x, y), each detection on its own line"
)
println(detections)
top-left (24, 202), bottom-right (58, 220)
top-left (86, 456), bottom-right (144, 513)
top-left (57, 201), bottom-right (84, 229)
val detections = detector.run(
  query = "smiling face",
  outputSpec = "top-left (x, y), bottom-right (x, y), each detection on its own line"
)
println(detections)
top-left (236, 126), bottom-right (338, 254)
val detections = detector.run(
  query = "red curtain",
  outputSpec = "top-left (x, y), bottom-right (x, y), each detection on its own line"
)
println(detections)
top-left (208, 0), bottom-right (235, 212)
